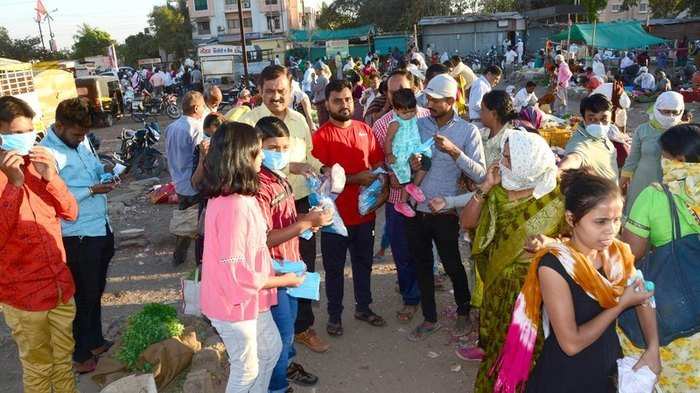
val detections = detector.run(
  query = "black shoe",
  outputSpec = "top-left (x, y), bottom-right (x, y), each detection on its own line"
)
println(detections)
top-left (287, 362), bottom-right (318, 386)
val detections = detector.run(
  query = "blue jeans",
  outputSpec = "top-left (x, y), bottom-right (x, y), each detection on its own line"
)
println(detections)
top-left (269, 289), bottom-right (298, 393)
top-left (386, 203), bottom-right (421, 306)
top-left (321, 221), bottom-right (375, 323)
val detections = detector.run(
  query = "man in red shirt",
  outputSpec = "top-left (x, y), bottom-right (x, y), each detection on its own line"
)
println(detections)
top-left (312, 79), bottom-right (386, 336)
top-left (0, 96), bottom-right (79, 393)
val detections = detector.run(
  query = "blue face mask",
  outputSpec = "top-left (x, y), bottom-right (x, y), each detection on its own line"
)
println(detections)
top-left (0, 131), bottom-right (37, 155)
top-left (262, 149), bottom-right (289, 171)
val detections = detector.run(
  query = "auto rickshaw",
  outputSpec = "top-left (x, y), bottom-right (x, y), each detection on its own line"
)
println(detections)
top-left (75, 75), bottom-right (124, 127)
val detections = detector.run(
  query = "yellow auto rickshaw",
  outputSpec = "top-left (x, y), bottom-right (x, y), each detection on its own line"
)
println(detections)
top-left (75, 75), bottom-right (124, 127)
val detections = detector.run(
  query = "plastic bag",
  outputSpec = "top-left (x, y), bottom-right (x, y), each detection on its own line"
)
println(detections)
top-left (149, 182), bottom-right (178, 204)
top-left (616, 356), bottom-right (657, 393)
top-left (307, 174), bottom-right (348, 237)
top-left (181, 268), bottom-right (201, 317)
top-left (358, 168), bottom-right (389, 215)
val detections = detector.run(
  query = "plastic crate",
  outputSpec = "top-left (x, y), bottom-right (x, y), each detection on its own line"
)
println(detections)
top-left (0, 60), bottom-right (34, 96)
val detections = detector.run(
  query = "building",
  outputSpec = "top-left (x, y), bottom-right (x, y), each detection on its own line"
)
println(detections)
top-left (418, 12), bottom-right (526, 56)
top-left (646, 18), bottom-right (700, 42)
top-left (523, 5), bottom-right (586, 54)
top-left (186, 0), bottom-right (305, 45)
top-left (597, 0), bottom-right (651, 23)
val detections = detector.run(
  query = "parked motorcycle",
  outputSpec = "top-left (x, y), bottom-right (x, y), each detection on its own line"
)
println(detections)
top-left (115, 122), bottom-right (167, 180)
top-left (130, 91), bottom-right (181, 122)
top-left (219, 76), bottom-right (258, 112)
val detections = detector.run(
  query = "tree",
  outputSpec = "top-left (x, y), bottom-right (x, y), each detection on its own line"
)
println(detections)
top-left (72, 24), bottom-right (115, 59)
top-left (622, 0), bottom-right (697, 17)
top-left (580, 0), bottom-right (608, 21)
top-left (118, 32), bottom-right (159, 67)
top-left (0, 26), bottom-right (67, 61)
top-left (148, 1), bottom-right (193, 60)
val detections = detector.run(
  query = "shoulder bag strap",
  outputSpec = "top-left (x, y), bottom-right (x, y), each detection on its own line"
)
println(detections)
top-left (661, 184), bottom-right (681, 256)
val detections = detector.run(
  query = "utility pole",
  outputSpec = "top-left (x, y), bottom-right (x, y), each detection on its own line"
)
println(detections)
top-left (36, 18), bottom-right (46, 50)
top-left (46, 9), bottom-right (57, 52)
top-left (237, 0), bottom-right (249, 85)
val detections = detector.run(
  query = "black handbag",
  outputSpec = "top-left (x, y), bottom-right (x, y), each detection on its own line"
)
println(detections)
top-left (618, 185), bottom-right (700, 347)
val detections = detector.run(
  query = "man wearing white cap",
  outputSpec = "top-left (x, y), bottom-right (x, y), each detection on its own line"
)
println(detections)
top-left (468, 65), bottom-right (503, 126)
top-left (634, 66), bottom-right (656, 93)
top-left (405, 73), bottom-right (486, 342)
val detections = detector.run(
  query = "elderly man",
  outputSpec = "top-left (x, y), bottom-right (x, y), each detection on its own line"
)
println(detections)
top-left (165, 91), bottom-right (205, 267)
top-left (202, 85), bottom-right (222, 118)
top-left (41, 98), bottom-right (117, 373)
top-left (239, 65), bottom-right (329, 355)
top-left (405, 74), bottom-right (486, 342)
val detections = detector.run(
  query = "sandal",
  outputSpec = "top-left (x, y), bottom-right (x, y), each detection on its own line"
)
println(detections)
top-left (408, 321), bottom-right (442, 342)
top-left (396, 305), bottom-right (419, 323)
top-left (354, 310), bottom-right (387, 327)
top-left (326, 321), bottom-right (344, 337)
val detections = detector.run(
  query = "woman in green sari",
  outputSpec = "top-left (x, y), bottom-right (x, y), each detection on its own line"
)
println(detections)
top-left (459, 131), bottom-right (565, 393)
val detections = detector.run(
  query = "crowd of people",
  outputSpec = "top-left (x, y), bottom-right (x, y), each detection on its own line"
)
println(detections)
top-left (0, 39), bottom-right (698, 393)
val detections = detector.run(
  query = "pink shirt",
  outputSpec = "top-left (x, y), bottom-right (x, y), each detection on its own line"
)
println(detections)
top-left (557, 62), bottom-right (573, 88)
top-left (372, 107), bottom-right (431, 204)
top-left (200, 194), bottom-right (277, 322)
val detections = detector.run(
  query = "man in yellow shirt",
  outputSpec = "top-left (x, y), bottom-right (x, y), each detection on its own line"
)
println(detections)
top-left (239, 65), bottom-right (330, 355)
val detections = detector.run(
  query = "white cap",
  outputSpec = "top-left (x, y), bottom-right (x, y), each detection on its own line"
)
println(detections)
top-left (423, 74), bottom-right (458, 99)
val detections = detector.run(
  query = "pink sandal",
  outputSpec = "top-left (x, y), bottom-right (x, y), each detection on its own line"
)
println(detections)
top-left (394, 202), bottom-right (416, 217)
top-left (405, 183), bottom-right (425, 203)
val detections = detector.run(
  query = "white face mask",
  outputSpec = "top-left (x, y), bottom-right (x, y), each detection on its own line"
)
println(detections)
top-left (653, 108), bottom-right (682, 129)
top-left (585, 123), bottom-right (608, 139)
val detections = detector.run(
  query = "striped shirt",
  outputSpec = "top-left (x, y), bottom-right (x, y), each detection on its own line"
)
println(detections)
top-left (372, 107), bottom-right (431, 204)
top-left (256, 167), bottom-right (302, 261)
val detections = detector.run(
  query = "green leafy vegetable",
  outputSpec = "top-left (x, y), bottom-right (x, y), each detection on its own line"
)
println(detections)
top-left (116, 303), bottom-right (184, 371)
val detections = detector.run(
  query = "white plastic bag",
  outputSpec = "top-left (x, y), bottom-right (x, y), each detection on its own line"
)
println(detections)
top-left (181, 268), bottom-right (201, 317)
top-left (617, 356), bottom-right (657, 393)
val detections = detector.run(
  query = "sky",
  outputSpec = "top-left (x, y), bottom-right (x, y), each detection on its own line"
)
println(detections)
top-left (0, 0), bottom-right (326, 50)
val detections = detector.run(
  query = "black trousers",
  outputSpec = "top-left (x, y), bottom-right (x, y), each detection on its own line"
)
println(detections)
top-left (63, 227), bottom-right (115, 362)
top-left (405, 212), bottom-right (470, 323)
top-left (294, 197), bottom-right (317, 334)
top-left (174, 194), bottom-right (201, 266)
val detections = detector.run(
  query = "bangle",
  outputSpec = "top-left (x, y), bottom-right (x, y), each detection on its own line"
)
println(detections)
top-left (473, 187), bottom-right (486, 201)
top-left (88, 186), bottom-right (94, 196)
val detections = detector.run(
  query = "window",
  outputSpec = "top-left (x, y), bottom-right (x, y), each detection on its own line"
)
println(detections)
top-left (611, 4), bottom-right (620, 12)
top-left (227, 18), bottom-right (240, 30)
top-left (225, 0), bottom-right (250, 7)
top-left (194, 0), bottom-right (208, 11)
top-left (243, 17), bottom-right (252, 28)
top-left (274, 16), bottom-right (280, 30)
top-left (265, 0), bottom-right (278, 4)
top-left (639, 2), bottom-right (648, 12)
top-left (197, 21), bottom-right (210, 34)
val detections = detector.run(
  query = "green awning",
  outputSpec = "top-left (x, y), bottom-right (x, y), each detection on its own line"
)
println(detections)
top-left (289, 25), bottom-right (375, 42)
top-left (550, 21), bottom-right (667, 49)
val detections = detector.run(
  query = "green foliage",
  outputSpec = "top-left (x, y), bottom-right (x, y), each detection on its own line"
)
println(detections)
top-left (118, 32), bottom-right (159, 67)
top-left (148, 2), bottom-right (193, 60)
top-left (116, 304), bottom-right (184, 371)
top-left (580, 0), bottom-right (608, 21)
top-left (622, 0), bottom-right (698, 17)
top-left (317, 0), bottom-right (476, 32)
top-left (0, 26), bottom-right (68, 62)
top-left (72, 24), bottom-right (115, 59)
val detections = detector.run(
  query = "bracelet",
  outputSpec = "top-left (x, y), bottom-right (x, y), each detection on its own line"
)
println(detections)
top-left (473, 187), bottom-right (486, 201)
top-left (88, 186), bottom-right (94, 196)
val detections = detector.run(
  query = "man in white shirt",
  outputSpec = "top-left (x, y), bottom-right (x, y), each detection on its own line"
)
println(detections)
top-left (502, 38), bottom-right (511, 54)
top-left (568, 43), bottom-right (579, 60)
top-left (516, 38), bottom-right (524, 64)
top-left (440, 51), bottom-right (449, 64)
top-left (634, 66), bottom-right (656, 92)
top-left (513, 81), bottom-right (538, 112)
top-left (449, 55), bottom-right (477, 90)
top-left (425, 44), bottom-right (433, 59)
top-left (620, 52), bottom-right (635, 70)
top-left (468, 65), bottom-right (502, 123)
top-left (505, 48), bottom-right (518, 66)
top-left (302, 62), bottom-right (316, 95)
top-left (274, 55), bottom-right (281, 66)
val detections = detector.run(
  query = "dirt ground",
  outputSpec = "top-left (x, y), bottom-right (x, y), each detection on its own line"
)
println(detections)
top-left (0, 89), bottom-right (697, 393)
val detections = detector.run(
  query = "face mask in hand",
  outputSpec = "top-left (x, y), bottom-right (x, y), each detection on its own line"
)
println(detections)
top-left (585, 123), bottom-right (608, 139)
top-left (0, 131), bottom-right (37, 155)
top-left (262, 149), bottom-right (289, 171)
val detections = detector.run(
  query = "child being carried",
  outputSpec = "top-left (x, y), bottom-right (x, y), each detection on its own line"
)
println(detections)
top-left (384, 88), bottom-right (431, 217)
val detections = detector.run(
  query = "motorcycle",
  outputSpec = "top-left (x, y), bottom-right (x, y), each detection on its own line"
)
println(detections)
top-left (220, 76), bottom-right (258, 112)
top-left (130, 90), bottom-right (182, 122)
top-left (114, 122), bottom-right (167, 180)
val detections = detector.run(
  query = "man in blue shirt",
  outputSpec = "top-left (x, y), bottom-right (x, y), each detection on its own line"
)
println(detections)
top-left (41, 97), bottom-right (116, 373)
top-left (165, 91), bottom-right (205, 266)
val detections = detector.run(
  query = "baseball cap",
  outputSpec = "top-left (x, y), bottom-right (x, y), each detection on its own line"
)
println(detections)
top-left (423, 74), bottom-right (458, 99)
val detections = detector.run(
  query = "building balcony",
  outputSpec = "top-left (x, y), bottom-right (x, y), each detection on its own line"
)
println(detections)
top-left (223, 0), bottom-right (251, 13)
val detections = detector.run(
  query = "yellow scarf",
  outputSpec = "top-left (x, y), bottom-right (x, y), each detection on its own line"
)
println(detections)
top-left (661, 158), bottom-right (700, 219)
top-left (492, 239), bottom-right (636, 393)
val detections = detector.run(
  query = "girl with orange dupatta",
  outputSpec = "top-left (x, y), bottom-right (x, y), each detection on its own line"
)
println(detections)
top-left (492, 170), bottom-right (661, 393)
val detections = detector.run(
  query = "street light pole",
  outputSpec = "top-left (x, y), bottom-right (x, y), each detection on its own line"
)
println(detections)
top-left (237, 0), bottom-right (249, 85)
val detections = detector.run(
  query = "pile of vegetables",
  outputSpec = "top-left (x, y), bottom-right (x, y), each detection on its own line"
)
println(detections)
top-left (116, 303), bottom-right (185, 371)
